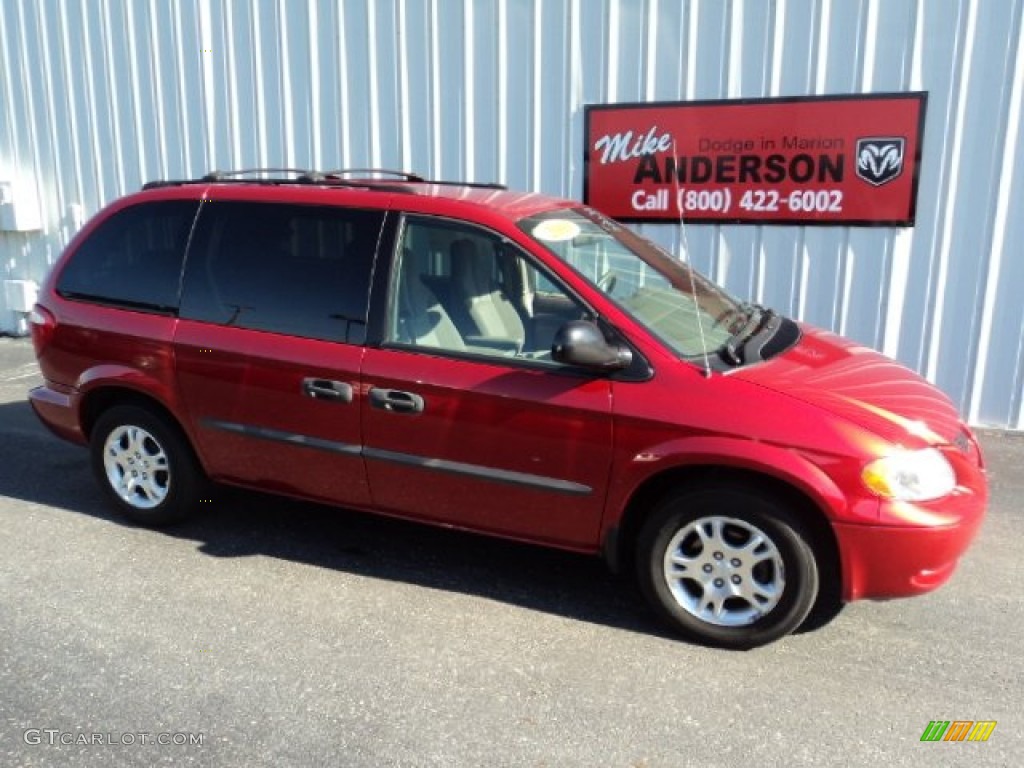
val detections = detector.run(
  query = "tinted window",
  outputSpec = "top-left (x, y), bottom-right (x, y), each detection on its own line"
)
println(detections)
top-left (57, 201), bottom-right (198, 311)
top-left (180, 202), bottom-right (383, 343)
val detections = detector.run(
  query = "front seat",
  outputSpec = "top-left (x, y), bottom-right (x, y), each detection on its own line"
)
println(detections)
top-left (450, 239), bottom-right (526, 348)
top-left (393, 248), bottom-right (466, 351)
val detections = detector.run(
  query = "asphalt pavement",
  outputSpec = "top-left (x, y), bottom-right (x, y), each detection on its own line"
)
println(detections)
top-left (0, 336), bottom-right (1019, 767)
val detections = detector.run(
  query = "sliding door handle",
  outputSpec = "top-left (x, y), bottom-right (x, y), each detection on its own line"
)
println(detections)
top-left (302, 378), bottom-right (353, 403)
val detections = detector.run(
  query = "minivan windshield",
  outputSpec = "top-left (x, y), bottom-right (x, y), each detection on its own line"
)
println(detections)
top-left (520, 207), bottom-right (749, 361)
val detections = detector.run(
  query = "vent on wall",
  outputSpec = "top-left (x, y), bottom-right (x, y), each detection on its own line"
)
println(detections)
top-left (0, 180), bottom-right (43, 232)
top-left (4, 279), bottom-right (39, 313)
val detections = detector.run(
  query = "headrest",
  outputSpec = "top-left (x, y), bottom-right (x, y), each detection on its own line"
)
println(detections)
top-left (451, 239), bottom-right (491, 295)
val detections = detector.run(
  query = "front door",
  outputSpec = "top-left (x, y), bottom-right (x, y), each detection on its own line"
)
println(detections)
top-left (361, 215), bottom-right (613, 548)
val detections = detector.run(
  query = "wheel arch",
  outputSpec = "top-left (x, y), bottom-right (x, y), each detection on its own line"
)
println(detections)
top-left (605, 464), bottom-right (842, 609)
top-left (79, 386), bottom-right (205, 474)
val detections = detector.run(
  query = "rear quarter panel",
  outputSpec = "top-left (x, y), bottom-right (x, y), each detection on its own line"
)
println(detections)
top-left (35, 299), bottom-right (182, 441)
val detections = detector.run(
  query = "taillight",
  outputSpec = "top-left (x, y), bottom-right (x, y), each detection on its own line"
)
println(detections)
top-left (29, 304), bottom-right (56, 353)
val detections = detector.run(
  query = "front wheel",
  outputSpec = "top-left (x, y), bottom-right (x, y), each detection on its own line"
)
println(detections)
top-left (636, 487), bottom-right (820, 649)
top-left (90, 405), bottom-right (202, 526)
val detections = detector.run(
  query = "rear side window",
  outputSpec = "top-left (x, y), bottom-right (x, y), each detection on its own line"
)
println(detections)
top-left (56, 201), bottom-right (198, 311)
top-left (180, 202), bottom-right (384, 343)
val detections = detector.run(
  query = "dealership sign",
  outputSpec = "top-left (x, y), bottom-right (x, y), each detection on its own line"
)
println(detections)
top-left (584, 93), bottom-right (926, 225)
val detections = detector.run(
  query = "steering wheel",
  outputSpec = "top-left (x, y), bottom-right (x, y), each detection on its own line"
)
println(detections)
top-left (597, 269), bottom-right (617, 293)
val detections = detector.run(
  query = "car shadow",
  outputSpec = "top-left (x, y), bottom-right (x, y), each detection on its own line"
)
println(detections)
top-left (0, 398), bottom-right (671, 640)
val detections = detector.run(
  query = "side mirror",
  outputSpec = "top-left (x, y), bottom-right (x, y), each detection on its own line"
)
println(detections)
top-left (552, 320), bottom-right (633, 370)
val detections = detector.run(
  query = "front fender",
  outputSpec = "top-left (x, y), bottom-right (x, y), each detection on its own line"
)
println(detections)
top-left (604, 435), bottom-right (878, 533)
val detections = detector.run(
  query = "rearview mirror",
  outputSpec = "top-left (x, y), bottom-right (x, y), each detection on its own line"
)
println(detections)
top-left (552, 320), bottom-right (633, 370)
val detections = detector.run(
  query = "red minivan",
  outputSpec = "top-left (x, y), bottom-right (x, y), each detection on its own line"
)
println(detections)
top-left (28, 171), bottom-right (987, 649)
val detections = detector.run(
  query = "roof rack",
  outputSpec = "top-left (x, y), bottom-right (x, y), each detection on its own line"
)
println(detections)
top-left (143, 168), bottom-right (326, 190)
top-left (322, 168), bottom-right (425, 182)
top-left (202, 168), bottom-right (325, 182)
top-left (322, 169), bottom-right (506, 190)
top-left (141, 168), bottom-right (508, 192)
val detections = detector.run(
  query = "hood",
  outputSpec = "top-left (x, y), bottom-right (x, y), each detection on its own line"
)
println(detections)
top-left (733, 324), bottom-right (965, 447)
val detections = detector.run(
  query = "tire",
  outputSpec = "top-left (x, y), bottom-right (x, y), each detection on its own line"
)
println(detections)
top-left (90, 404), bottom-right (202, 526)
top-left (636, 486), bottom-right (819, 650)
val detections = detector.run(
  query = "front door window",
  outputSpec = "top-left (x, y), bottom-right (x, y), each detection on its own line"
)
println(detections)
top-left (387, 217), bottom-right (588, 362)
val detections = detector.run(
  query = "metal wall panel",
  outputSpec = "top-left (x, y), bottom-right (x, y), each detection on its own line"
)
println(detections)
top-left (0, 0), bottom-right (1021, 428)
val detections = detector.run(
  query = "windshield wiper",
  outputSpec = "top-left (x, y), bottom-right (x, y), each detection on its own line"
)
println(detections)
top-left (721, 304), bottom-right (770, 365)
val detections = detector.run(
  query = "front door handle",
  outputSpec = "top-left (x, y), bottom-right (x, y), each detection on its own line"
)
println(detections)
top-left (369, 387), bottom-right (425, 414)
top-left (302, 378), bottom-right (353, 403)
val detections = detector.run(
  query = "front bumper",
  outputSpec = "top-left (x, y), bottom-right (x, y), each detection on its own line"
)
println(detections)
top-left (834, 491), bottom-right (987, 601)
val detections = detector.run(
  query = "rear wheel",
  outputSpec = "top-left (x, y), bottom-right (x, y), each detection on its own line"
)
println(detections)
top-left (90, 405), bottom-right (201, 526)
top-left (636, 486), bottom-right (819, 649)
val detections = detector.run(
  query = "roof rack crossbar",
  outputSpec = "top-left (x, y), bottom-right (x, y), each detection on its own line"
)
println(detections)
top-left (202, 168), bottom-right (325, 182)
top-left (322, 170), bottom-right (505, 190)
top-left (322, 168), bottom-right (426, 182)
top-left (142, 180), bottom-right (199, 190)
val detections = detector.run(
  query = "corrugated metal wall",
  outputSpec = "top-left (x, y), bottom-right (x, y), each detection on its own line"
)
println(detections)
top-left (1, 0), bottom-right (1022, 428)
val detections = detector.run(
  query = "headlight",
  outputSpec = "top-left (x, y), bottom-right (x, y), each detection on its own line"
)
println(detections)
top-left (861, 448), bottom-right (956, 502)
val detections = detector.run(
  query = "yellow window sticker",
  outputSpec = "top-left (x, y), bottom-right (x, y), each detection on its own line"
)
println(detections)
top-left (532, 219), bottom-right (581, 242)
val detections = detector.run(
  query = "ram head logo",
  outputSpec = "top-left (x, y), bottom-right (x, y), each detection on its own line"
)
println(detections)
top-left (856, 137), bottom-right (906, 186)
